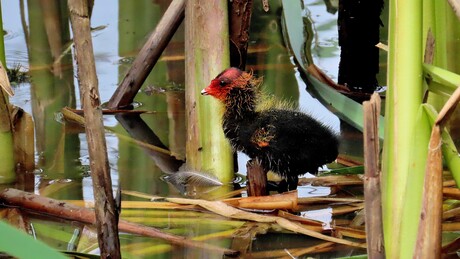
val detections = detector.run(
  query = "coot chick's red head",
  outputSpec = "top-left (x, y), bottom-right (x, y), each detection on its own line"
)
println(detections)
top-left (201, 67), bottom-right (339, 191)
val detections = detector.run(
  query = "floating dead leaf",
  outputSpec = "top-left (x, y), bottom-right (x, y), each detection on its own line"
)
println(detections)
top-left (166, 197), bottom-right (367, 248)
top-left (231, 222), bottom-right (271, 254)
top-left (334, 226), bottom-right (366, 240)
top-left (337, 154), bottom-right (363, 167)
top-left (277, 210), bottom-right (325, 231)
top-left (331, 203), bottom-right (365, 216)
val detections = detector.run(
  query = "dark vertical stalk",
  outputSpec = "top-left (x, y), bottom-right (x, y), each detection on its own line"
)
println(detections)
top-left (229, 0), bottom-right (254, 178)
top-left (229, 0), bottom-right (254, 69)
top-left (363, 93), bottom-right (385, 258)
top-left (338, 0), bottom-right (383, 93)
top-left (67, 1), bottom-right (120, 258)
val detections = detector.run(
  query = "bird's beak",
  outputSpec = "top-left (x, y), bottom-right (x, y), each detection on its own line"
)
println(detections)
top-left (200, 89), bottom-right (209, 95)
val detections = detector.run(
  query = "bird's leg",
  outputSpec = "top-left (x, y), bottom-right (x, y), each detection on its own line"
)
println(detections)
top-left (286, 175), bottom-right (299, 191)
top-left (277, 179), bottom-right (289, 193)
top-left (275, 175), bottom-right (299, 193)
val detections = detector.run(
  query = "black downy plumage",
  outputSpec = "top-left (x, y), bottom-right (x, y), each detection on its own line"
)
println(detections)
top-left (201, 67), bottom-right (339, 191)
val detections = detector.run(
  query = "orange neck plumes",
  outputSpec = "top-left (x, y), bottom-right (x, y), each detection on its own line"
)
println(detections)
top-left (222, 72), bottom-right (261, 117)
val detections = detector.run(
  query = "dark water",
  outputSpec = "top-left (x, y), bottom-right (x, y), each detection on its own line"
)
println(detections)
top-left (1, 0), bottom-right (369, 257)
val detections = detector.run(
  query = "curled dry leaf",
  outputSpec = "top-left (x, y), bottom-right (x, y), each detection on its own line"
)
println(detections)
top-left (447, 0), bottom-right (460, 20)
top-left (376, 42), bottom-right (389, 52)
top-left (0, 61), bottom-right (13, 96)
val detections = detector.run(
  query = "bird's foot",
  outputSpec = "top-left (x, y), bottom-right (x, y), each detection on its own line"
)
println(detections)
top-left (268, 179), bottom-right (298, 193)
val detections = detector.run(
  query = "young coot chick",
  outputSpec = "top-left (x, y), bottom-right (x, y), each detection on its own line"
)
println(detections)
top-left (201, 67), bottom-right (339, 191)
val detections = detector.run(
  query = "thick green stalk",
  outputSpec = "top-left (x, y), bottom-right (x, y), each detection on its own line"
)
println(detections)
top-left (185, 1), bottom-right (233, 183)
top-left (0, 127), bottom-right (15, 183)
top-left (398, 105), bottom-right (431, 259)
top-left (381, 0), bottom-right (423, 257)
top-left (426, 0), bottom-right (449, 111)
top-left (0, 2), bottom-right (14, 184)
top-left (434, 1), bottom-right (448, 68)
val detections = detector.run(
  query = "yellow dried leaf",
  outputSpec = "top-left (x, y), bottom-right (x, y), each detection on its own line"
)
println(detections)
top-left (0, 61), bottom-right (13, 97)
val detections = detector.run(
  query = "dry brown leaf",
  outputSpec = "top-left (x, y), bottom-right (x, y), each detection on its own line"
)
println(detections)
top-left (334, 226), bottom-right (366, 240)
top-left (0, 61), bottom-right (13, 96)
top-left (424, 30), bottom-right (435, 64)
top-left (166, 197), bottom-right (366, 248)
top-left (435, 85), bottom-right (460, 127)
top-left (332, 203), bottom-right (365, 216)
top-left (414, 125), bottom-right (443, 258)
top-left (224, 190), bottom-right (297, 210)
top-left (376, 42), bottom-right (388, 52)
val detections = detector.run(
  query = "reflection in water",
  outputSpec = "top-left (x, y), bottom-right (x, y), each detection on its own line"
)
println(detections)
top-left (115, 114), bottom-right (183, 174)
top-left (2, 0), bottom-right (368, 257)
top-left (27, 1), bottom-right (83, 199)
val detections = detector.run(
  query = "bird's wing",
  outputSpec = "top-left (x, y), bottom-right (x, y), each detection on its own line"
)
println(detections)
top-left (250, 124), bottom-right (276, 148)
